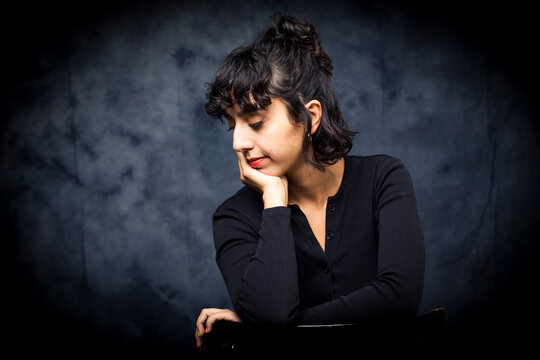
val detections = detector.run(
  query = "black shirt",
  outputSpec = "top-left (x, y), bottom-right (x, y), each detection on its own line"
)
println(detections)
top-left (213, 154), bottom-right (425, 325)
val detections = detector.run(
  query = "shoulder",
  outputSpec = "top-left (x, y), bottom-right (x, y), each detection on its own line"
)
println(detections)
top-left (346, 153), bottom-right (409, 179)
top-left (345, 154), bottom-right (415, 196)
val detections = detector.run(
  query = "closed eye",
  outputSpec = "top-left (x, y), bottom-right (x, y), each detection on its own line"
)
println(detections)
top-left (249, 121), bottom-right (263, 129)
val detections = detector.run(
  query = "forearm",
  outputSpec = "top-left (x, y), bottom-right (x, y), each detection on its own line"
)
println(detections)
top-left (215, 206), bottom-right (300, 325)
top-left (299, 276), bottom-right (423, 325)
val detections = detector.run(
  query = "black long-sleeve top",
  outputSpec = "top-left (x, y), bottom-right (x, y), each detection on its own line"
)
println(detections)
top-left (213, 154), bottom-right (425, 325)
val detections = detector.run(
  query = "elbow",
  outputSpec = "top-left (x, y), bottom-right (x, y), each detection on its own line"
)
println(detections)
top-left (392, 281), bottom-right (423, 317)
top-left (234, 296), bottom-right (300, 326)
top-left (376, 292), bottom-right (421, 321)
top-left (390, 279), bottom-right (423, 318)
top-left (395, 294), bottom-right (422, 318)
top-left (376, 275), bottom-right (424, 319)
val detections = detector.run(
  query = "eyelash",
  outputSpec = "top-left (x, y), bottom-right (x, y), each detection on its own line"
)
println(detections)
top-left (226, 121), bottom-right (263, 132)
top-left (249, 121), bottom-right (263, 129)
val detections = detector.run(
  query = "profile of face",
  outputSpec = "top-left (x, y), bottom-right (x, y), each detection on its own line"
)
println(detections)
top-left (224, 98), bottom-right (306, 177)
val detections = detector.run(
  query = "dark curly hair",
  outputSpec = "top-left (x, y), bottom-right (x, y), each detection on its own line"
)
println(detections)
top-left (204, 12), bottom-right (357, 171)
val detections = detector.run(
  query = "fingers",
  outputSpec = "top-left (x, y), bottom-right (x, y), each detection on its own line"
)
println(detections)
top-left (237, 152), bottom-right (246, 183)
top-left (195, 308), bottom-right (220, 348)
top-left (236, 151), bottom-right (274, 192)
top-left (237, 151), bottom-right (251, 185)
top-left (205, 310), bottom-right (241, 333)
top-left (195, 308), bottom-right (242, 349)
top-left (195, 328), bottom-right (203, 348)
top-left (196, 308), bottom-right (220, 335)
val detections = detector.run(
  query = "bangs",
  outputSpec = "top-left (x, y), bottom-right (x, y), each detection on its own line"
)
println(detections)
top-left (205, 45), bottom-right (274, 120)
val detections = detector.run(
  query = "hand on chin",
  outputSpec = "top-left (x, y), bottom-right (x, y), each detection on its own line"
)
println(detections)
top-left (237, 153), bottom-right (288, 207)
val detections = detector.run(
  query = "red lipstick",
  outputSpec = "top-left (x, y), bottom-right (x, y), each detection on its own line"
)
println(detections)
top-left (247, 156), bottom-right (266, 167)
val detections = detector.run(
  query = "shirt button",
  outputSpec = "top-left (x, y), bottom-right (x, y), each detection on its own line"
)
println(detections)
top-left (328, 203), bottom-right (336, 212)
top-left (323, 266), bottom-right (330, 273)
top-left (326, 233), bottom-right (334, 241)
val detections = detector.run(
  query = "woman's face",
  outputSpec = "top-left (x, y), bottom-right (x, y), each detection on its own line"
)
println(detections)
top-left (224, 98), bottom-right (306, 177)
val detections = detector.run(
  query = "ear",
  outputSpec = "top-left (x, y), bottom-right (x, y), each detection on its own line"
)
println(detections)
top-left (304, 99), bottom-right (322, 135)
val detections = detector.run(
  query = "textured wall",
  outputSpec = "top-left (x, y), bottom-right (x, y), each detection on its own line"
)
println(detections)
top-left (2, 0), bottom-right (539, 356)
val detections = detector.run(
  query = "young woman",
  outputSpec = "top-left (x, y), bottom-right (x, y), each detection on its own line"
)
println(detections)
top-left (195, 13), bottom-right (425, 348)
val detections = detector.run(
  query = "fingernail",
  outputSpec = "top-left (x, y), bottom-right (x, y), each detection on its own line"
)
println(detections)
top-left (196, 329), bottom-right (200, 337)
top-left (205, 328), bottom-right (209, 333)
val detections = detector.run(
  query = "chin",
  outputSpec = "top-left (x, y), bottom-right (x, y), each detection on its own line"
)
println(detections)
top-left (257, 168), bottom-right (283, 177)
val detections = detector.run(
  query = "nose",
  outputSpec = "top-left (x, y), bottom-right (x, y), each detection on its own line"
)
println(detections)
top-left (232, 125), bottom-right (254, 153)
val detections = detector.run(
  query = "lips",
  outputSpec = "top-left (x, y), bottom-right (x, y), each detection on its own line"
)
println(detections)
top-left (247, 156), bottom-right (266, 167)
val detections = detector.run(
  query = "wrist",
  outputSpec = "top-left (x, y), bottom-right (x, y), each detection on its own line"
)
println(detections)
top-left (263, 198), bottom-right (287, 209)
top-left (262, 185), bottom-right (287, 209)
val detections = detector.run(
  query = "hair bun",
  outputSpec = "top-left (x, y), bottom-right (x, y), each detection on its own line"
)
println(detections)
top-left (265, 12), bottom-right (333, 76)
top-left (269, 13), bottom-right (320, 53)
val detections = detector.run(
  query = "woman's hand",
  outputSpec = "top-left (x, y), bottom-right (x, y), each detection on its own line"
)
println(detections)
top-left (195, 308), bottom-right (242, 349)
top-left (237, 152), bottom-right (288, 209)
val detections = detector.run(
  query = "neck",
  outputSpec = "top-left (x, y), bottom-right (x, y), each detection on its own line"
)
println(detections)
top-left (287, 156), bottom-right (345, 207)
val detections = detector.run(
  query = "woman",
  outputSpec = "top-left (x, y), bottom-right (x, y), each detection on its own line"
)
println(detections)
top-left (195, 13), bottom-right (425, 348)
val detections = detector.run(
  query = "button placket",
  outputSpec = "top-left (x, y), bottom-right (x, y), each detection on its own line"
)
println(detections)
top-left (326, 201), bottom-right (336, 246)
top-left (328, 202), bottom-right (335, 212)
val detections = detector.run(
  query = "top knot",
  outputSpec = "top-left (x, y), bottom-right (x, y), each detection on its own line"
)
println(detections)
top-left (262, 12), bottom-right (333, 76)
top-left (268, 12), bottom-right (321, 55)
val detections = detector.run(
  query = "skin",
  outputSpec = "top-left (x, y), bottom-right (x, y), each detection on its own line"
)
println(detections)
top-left (195, 97), bottom-right (345, 349)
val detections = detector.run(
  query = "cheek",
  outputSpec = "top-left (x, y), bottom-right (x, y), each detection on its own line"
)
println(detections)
top-left (287, 131), bottom-right (305, 155)
top-left (271, 135), bottom-right (304, 168)
top-left (270, 136), bottom-right (303, 160)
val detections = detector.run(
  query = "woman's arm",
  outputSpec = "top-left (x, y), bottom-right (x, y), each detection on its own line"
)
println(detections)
top-left (212, 152), bottom-right (300, 324)
top-left (195, 204), bottom-right (299, 347)
top-left (299, 157), bottom-right (425, 324)
top-left (213, 204), bottom-right (300, 324)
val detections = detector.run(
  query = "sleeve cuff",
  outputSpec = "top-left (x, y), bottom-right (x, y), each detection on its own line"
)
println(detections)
top-left (262, 206), bottom-right (291, 217)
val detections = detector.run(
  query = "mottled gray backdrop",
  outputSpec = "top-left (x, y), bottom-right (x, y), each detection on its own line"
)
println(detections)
top-left (2, 0), bottom-right (539, 357)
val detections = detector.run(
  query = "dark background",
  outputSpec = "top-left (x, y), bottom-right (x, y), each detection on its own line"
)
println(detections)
top-left (2, 0), bottom-right (539, 357)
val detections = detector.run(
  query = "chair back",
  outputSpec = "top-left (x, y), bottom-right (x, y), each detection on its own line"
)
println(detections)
top-left (204, 308), bottom-right (446, 358)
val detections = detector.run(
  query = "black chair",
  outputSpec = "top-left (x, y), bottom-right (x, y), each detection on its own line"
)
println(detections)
top-left (203, 308), bottom-right (446, 358)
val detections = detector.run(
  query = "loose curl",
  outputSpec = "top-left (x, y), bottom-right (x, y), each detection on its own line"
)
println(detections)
top-left (205, 12), bottom-right (357, 170)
